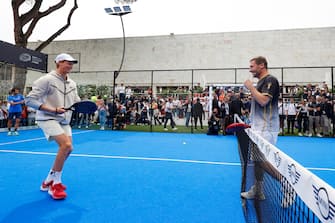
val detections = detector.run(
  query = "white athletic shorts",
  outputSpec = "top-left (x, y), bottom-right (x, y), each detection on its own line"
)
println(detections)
top-left (37, 120), bottom-right (72, 141)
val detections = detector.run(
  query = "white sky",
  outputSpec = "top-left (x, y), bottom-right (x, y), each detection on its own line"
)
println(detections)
top-left (1, 0), bottom-right (335, 44)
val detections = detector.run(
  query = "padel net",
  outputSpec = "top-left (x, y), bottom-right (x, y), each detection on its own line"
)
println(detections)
top-left (234, 115), bottom-right (335, 223)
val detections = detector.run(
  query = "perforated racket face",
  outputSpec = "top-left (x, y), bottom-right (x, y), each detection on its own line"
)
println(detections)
top-left (73, 101), bottom-right (97, 114)
top-left (226, 123), bottom-right (251, 134)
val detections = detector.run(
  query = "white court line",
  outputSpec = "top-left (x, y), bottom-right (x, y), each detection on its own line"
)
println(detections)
top-left (0, 130), bottom-right (95, 146)
top-left (1, 130), bottom-right (334, 171)
top-left (0, 149), bottom-right (240, 166)
top-left (1, 149), bottom-right (335, 171)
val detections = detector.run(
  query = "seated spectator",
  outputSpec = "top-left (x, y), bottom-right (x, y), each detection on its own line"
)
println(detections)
top-left (136, 107), bottom-right (150, 125)
top-left (207, 108), bottom-right (221, 135)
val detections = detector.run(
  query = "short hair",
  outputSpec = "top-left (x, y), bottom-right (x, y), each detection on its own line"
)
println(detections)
top-left (250, 56), bottom-right (268, 69)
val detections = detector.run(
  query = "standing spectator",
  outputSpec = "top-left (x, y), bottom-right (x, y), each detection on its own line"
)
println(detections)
top-left (0, 100), bottom-right (6, 128)
top-left (307, 95), bottom-right (322, 137)
top-left (193, 98), bottom-right (204, 129)
top-left (151, 99), bottom-right (161, 125)
top-left (21, 104), bottom-right (28, 126)
top-left (163, 97), bottom-right (177, 131)
top-left (212, 94), bottom-right (220, 112)
top-left (183, 99), bottom-right (192, 127)
top-left (107, 99), bottom-right (118, 129)
top-left (296, 99), bottom-right (309, 136)
top-left (230, 93), bottom-right (244, 118)
top-left (7, 87), bottom-right (25, 135)
top-left (285, 97), bottom-right (297, 134)
top-left (278, 98), bottom-right (285, 134)
top-left (117, 83), bottom-right (126, 104)
top-left (320, 95), bottom-right (332, 136)
top-left (96, 95), bottom-right (107, 130)
top-left (220, 96), bottom-right (231, 134)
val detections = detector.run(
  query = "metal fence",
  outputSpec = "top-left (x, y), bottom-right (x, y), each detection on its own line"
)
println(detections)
top-left (1, 66), bottom-right (335, 135)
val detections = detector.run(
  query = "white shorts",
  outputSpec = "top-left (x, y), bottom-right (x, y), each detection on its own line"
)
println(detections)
top-left (37, 120), bottom-right (72, 141)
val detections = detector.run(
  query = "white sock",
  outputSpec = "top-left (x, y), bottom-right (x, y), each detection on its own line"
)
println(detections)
top-left (45, 170), bottom-right (62, 184)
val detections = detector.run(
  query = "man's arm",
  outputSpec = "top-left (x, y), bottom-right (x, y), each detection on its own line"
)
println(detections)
top-left (244, 79), bottom-right (270, 107)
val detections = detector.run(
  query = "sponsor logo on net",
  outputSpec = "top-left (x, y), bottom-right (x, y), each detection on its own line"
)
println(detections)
top-left (287, 163), bottom-right (301, 185)
top-left (313, 185), bottom-right (335, 221)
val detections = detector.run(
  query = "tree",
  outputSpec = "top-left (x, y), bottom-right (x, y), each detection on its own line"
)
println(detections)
top-left (10, 0), bottom-right (78, 91)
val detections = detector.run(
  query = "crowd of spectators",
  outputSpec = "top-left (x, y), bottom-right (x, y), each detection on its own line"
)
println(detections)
top-left (1, 82), bottom-right (334, 137)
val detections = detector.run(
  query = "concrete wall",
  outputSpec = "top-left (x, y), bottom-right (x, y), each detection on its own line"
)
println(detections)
top-left (26, 27), bottom-right (335, 88)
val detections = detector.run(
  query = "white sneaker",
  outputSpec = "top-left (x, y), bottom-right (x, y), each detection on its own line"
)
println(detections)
top-left (172, 127), bottom-right (178, 131)
top-left (13, 131), bottom-right (19, 136)
top-left (241, 185), bottom-right (265, 200)
top-left (316, 133), bottom-right (322, 137)
top-left (7, 131), bottom-right (12, 136)
top-left (308, 133), bottom-right (312, 137)
top-left (298, 133), bottom-right (303, 136)
top-left (100, 126), bottom-right (105, 130)
top-left (164, 128), bottom-right (168, 131)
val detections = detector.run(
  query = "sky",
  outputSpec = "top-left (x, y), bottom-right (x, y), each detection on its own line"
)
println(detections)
top-left (1, 0), bottom-right (335, 44)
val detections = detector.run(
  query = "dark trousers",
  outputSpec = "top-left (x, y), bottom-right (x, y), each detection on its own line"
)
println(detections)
top-left (164, 112), bottom-right (175, 128)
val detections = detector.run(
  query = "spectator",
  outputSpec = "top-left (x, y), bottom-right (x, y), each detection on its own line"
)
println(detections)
top-left (320, 95), bottom-right (332, 136)
top-left (285, 98), bottom-right (297, 134)
top-left (183, 99), bottom-right (192, 127)
top-left (7, 87), bottom-right (25, 136)
top-left (296, 99), bottom-right (308, 136)
top-left (163, 97), bottom-right (177, 131)
top-left (193, 97), bottom-right (204, 129)
top-left (307, 95), bottom-right (322, 137)
top-left (207, 107), bottom-right (221, 135)
top-left (96, 95), bottom-right (107, 130)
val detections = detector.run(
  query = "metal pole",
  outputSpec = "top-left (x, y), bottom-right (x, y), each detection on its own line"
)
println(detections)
top-left (332, 67), bottom-right (334, 137)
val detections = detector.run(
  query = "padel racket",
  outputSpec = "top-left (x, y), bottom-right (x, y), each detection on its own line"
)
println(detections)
top-left (226, 122), bottom-right (251, 134)
top-left (65, 101), bottom-right (97, 114)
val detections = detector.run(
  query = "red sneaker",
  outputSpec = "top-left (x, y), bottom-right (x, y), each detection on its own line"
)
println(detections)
top-left (48, 183), bottom-right (67, 200)
top-left (40, 180), bottom-right (53, 192)
top-left (40, 181), bottom-right (67, 192)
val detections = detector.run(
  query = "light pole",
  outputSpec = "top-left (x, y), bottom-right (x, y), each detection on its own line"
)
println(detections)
top-left (104, 5), bottom-right (132, 101)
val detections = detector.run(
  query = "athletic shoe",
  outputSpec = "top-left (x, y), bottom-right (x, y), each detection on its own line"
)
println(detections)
top-left (172, 127), bottom-right (178, 131)
top-left (7, 131), bottom-right (12, 136)
top-left (41, 180), bottom-right (67, 192)
top-left (40, 180), bottom-right (53, 192)
top-left (13, 131), bottom-right (19, 136)
top-left (241, 185), bottom-right (265, 200)
top-left (48, 183), bottom-right (67, 200)
top-left (298, 133), bottom-right (303, 136)
top-left (316, 133), bottom-right (323, 137)
top-left (164, 128), bottom-right (168, 131)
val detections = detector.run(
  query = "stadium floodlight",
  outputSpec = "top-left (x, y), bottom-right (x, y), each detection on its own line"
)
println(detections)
top-left (104, 5), bottom-right (132, 16)
top-left (104, 4), bottom-right (132, 104)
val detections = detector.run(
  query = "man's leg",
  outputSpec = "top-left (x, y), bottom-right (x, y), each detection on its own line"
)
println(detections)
top-left (45, 134), bottom-right (72, 200)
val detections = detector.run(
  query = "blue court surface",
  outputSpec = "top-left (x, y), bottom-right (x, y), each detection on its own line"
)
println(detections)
top-left (0, 129), bottom-right (334, 223)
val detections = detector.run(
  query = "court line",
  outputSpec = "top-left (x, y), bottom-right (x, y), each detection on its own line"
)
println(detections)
top-left (1, 148), bottom-right (335, 172)
top-left (0, 130), bottom-right (95, 146)
top-left (0, 149), bottom-right (240, 166)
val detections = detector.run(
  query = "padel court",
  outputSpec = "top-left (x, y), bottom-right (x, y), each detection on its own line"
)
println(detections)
top-left (0, 129), bottom-right (334, 223)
